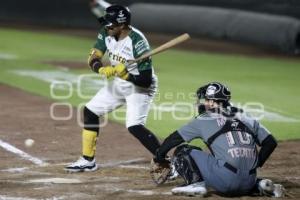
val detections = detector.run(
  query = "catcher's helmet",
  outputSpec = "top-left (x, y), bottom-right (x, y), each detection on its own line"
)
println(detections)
top-left (103, 5), bottom-right (131, 27)
top-left (196, 82), bottom-right (231, 102)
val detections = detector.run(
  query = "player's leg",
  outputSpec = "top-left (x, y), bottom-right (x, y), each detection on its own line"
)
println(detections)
top-left (189, 149), bottom-right (258, 196)
top-left (171, 144), bottom-right (207, 197)
top-left (125, 92), bottom-right (160, 155)
top-left (65, 84), bottom-right (124, 172)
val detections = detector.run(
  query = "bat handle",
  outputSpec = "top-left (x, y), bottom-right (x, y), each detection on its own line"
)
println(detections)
top-left (125, 60), bottom-right (137, 72)
top-left (127, 60), bottom-right (136, 65)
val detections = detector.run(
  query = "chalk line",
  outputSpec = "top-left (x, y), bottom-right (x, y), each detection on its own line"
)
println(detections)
top-left (0, 53), bottom-right (18, 60)
top-left (95, 185), bottom-right (172, 196)
top-left (119, 164), bottom-right (149, 170)
top-left (1, 158), bottom-right (146, 173)
top-left (0, 139), bottom-right (48, 166)
top-left (97, 158), bottom-right (146, 168)
top-left (27, 178), bottom-right (81, 184)
top-left (0, 196), bottom-right (64, 200)
top-left (0, 196), bottom-right (37, 200)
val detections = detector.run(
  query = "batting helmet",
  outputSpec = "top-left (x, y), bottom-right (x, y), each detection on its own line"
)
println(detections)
top-left (196, 82), bottom-right (231, 102)
top-left (103, 5), bottom-right (131, 27)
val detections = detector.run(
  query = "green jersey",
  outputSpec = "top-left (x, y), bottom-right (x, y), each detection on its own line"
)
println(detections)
top-left (94, 27), bottom-right (153, 75)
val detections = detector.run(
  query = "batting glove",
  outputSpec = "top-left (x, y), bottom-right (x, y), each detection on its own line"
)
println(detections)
top-left (99, 66), bottom-right (115, 78)
top-left (114, 63), bottom-right (129, 80)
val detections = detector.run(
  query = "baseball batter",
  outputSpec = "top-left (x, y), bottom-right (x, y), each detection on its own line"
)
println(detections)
top-left (65, 5), bottom-right (160, 172)
top-left (153, 82), bottom-right (285, 197)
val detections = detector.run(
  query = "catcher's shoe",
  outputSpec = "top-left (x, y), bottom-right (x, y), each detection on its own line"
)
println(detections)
top-left (258, 179), bottom-right (285, 198)
top-left (171, 181), bottom-right (207, 197)
top-left (64, 157), bottom-right (98, 172)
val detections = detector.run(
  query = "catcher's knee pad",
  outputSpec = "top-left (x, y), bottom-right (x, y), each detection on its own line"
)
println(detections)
top-left (173, 144), bottom-right (203, 185)
top-left (83, 106), bottom-right (99, 133)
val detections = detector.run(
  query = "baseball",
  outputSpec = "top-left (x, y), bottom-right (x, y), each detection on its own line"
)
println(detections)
top-left (25, 139), bottom-right (35, 147)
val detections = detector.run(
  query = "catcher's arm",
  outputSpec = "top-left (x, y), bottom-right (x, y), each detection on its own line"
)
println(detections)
top-left (257, 135), bottom-right (277, 167)
top-left (155, 131), bottom-right (185, 161)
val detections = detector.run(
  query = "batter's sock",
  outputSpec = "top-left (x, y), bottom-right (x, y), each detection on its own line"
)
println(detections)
top-left (82, 107), bottom-right (99, 160)
top-left (128, 125), bottom-right (160, 155)
top-left (82, 129), bottom-right (98, 159)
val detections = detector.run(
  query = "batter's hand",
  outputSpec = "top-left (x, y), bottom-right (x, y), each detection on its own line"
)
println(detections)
top-left (114, 63), bottom-right (129, 80)
top-left (99, 66), bottom-right (115, 78)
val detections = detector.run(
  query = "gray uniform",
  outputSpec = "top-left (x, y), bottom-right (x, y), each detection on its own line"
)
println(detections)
top-left (178, 112), bottom-right (270, 195)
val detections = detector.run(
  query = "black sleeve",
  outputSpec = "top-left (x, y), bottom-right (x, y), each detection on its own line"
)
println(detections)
top-left (155, 131), bottom-right (185, 163)
top-left (127, 69), bottom-right (152, 88)
top-left (257, 135), bottom-right (277, 168)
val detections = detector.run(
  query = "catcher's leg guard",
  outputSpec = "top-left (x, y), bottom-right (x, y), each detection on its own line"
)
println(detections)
top-left (173, 144), bottom-right (203, 185)
top-left (128, 125), bottom-right (160, 155)
top-left (82, 107), bottom-right (99, 160)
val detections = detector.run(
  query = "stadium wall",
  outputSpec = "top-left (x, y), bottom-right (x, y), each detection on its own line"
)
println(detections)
top-left (130, 4), bottom-right (300, 53)
top-left (109, 0), bottom-right (300, 20)
top-left (0, 0), bottom-right (98, 28)
top-left (0, 0), bottom-right (299, 53)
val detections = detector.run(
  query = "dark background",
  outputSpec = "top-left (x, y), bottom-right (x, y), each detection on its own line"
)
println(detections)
top-left (1, 0), bottom-right (300, 28)
top-left (0, 0), bottom-right (299, 53)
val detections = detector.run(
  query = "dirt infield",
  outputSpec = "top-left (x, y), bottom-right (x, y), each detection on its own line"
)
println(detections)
top-left (0, 84), bottom-right (299, 199)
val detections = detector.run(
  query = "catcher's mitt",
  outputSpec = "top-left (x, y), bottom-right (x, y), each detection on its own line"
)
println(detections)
top-left (150, 158), bottom-right (171, 185)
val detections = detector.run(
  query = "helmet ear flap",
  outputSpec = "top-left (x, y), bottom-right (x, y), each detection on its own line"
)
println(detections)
top-left (196, 85), bottom-right (209, 100)
top-left (198, 104), bottom-right (206, 115)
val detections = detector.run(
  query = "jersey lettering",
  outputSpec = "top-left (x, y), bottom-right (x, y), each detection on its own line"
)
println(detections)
top-left (227, 147), bottom-right (256, 158)
top-left (226, 131), bottom-right (236, 147)
top-left (217, 117), bottom-right (226, 127)
top-left (134, 40), bottom-right (149, 56)
top-left (237, 131), bottom-right (251, 145)
top-left (225, 131), bottom-right (252, 146)
top-left (107, 49), bottom-right (127, 64)
top-left (226, 131), bottom-right (254, 159)
top-left (98, 33), bottom-right (103, 40)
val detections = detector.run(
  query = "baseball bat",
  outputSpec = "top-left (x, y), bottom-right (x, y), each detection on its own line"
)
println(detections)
top-left (128, 33), bottom-right (191, 64)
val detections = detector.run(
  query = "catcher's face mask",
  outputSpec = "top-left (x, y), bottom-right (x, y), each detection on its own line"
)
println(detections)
top-left (196, 82), bottom-right (232, 114)
top-left (196, 85), bottom-right (208, 115)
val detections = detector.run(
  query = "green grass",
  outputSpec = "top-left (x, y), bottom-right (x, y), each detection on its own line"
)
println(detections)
top-left (1, 27), bottom-right (300, 142)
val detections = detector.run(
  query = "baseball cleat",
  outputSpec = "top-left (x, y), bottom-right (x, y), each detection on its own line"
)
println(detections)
top-left (171, 181), bottom-right (207, 197)
top-left (258, 179), bottom-right (285, 198)
top-left (64, 157), bottom-right (98, 173)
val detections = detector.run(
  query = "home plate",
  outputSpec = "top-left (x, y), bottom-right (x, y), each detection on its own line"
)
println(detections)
top-left (27, 178), bottom-right (81, 184)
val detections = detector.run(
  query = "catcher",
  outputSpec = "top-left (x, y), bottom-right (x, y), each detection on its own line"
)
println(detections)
top-left (151, 82), bottom-right (285, 197)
